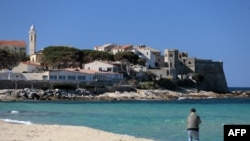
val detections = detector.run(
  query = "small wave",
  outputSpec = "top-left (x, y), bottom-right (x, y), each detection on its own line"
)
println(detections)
top-left (164, 119), bottom-right (170, 122)
top-left (1, 119), bottom-right (33, 125)
top-left (10, 110), bottom-right (19, 114)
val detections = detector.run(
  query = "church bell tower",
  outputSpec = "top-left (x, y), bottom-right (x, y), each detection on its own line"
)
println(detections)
top-left (29, 24), bottom-right (36, 55)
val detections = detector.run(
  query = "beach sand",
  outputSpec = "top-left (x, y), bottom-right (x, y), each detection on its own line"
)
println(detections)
top-left (0, 121), bottom-right (153, 141)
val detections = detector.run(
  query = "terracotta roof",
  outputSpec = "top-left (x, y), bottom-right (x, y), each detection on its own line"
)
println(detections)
top-left (112, 44), bottom-right (133, 50)
top-left (137, 46), bottom-right (160, 52)
top-left (120, 44), bottom-right (133, 49)
top-left (0, 40), bottom-right (26, 47)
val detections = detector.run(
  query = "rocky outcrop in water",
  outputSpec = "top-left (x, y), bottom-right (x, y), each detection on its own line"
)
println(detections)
top-left (0, 88), bottom-right (249, 101)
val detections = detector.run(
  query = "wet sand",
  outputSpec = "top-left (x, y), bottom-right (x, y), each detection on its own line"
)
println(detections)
top-left (0, 121), bottom-right (153, 141)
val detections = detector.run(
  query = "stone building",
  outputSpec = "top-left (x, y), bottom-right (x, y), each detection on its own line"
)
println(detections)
top-left (130, 45), bottom-right (163, 69)
top-left (148, 49), bottom-right (228, 92)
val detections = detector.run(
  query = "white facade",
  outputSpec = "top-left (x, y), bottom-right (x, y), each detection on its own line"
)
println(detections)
top-left (12, 62), bottom-right (43, 73)
top-left (132, 45), bottom-right (161, 68)
top-left (94, 43), bottom-right (115, 52)
top-left (94, 71), bottom-right (123, 81)
top-left (48, 69), bottom-right (123, 82)
top-left (30, 52), bottom-right (42, 64)
top-left (84, 61), bottom-right (118, 72)
top-left (22, 72), bottom-right (48, 80)
top-left (48, 70), bottom-right (94, 82)
top-left (2, 68), bottom-right (123, 82)
top-left (111, 45), bottom-right (133, 55)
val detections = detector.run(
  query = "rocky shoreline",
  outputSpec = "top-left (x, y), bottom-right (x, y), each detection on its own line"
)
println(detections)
top-left (1, 88), bottom-right (250, 102)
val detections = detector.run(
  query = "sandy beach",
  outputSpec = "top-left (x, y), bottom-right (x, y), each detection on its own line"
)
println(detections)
top-left (0, 121), bottom-right (153, 141)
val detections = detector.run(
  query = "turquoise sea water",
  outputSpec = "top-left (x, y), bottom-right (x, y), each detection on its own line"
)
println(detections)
top-left (1, 98), bottom-right (250, 141)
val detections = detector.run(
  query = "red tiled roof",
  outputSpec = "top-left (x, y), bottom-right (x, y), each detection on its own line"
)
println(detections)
top-left (120, 44), bottom-right (132, 49)
top-left (111, 44), bottom-right (133, 50)
top-left (0, 40), bottom-right (26, 47)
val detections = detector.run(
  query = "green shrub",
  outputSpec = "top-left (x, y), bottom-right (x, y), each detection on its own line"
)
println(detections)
top-left (156, 78), bottom-right (176, 90)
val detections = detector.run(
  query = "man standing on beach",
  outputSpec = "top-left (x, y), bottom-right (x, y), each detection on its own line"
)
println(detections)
top-left (187, 108), bottom-right (201, 141)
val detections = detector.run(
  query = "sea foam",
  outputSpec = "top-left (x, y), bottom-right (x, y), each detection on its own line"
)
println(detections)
top-left (1, 119), bottom-right (33, 125)
top-left (10, 110), bottom-right (19, 114)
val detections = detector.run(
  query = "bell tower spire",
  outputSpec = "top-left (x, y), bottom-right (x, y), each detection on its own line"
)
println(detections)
top-left (29, 24), bottom-right (36, 55)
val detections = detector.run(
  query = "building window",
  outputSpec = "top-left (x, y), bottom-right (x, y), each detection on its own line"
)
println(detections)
top-left (113, 68), bottom-right (118, 72)
top-left (166, 70), bottom-right (169, 75)
top-left (49, 75), bottom-right (57, 80)
top-left (169, 54), bottom-right (173, 57)
top-left (78, 76), bottom-right (86, 80)
top-left (99, 67), bottom-right (102, 71)
top-left (43, 75), bottom-right (48, 80)
top-left (68, 76), bottom-right (76, 80)
top-left (165, 62), bottom-right (169, 67)
top-left (59, 75), bottom-right (66, 80)
top-left (107, 68), bottom-right (112, 72)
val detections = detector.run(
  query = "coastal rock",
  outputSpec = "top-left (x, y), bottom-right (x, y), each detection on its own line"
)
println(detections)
top-left (0, 88), bottom-right (250, 101)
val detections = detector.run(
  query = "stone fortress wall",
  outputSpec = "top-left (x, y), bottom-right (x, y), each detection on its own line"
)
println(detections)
top-left (194, 59), bottom-right (228, 93)
top-left (157, 49), bottom-right (228, 93)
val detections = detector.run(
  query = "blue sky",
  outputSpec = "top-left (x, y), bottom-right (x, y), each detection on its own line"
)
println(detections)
top-left (1, 0), bottom-right (250, 87)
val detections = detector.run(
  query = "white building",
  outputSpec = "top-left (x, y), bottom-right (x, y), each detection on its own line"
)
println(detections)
top-left (83, 60), bottom-right (120, 72)
top-left (12, 62), bottom-right (43, 73)
top-left (48, 68), bottom-right (123, 83)
top-left (132, 45), bottom-right (162, 68)
top-left (47, 69), bottom-right (94, 83)
top-left (111, 44), bottom-right (133, 54)
top-left (94, 43), bottom-right (116, 52)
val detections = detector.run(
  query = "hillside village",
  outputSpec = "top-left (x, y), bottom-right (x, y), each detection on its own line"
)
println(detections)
top-left (0, 25), bottom-right (228, 94)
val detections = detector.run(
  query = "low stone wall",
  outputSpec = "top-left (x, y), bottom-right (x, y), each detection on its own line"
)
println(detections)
top-left (0, 80), bottom-right (49, 89)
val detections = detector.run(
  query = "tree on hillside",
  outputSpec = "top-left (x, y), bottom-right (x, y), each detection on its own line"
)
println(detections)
top-left (114, 51), bottom-right (139, 76)
top-left (114, 51), bottom-right (139, 64)
top-left (42, 46), bottom-right (83, 69)
top-left (81, 50), bottom-right (114, 63)
top-left (0, 49), bottom-right (27, 70)
top-left (0, 49), bottom-right (11, 69)
top-left (156, 78), bottom-right (177, 90)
